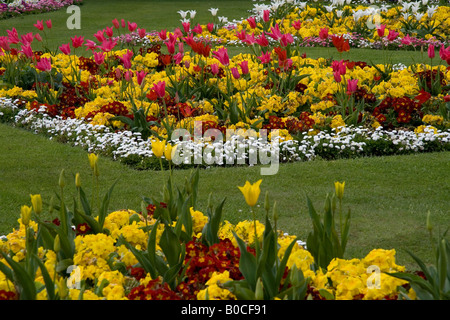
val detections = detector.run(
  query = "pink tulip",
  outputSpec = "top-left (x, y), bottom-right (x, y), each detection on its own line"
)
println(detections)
top-left (165, 39), bottom-right (176, 55)
top-left (158, 29), bottom-right (167, 41)
top-left (210, 63), bottom-right (219, 75)
top-left (20, 32), bottom-right (34, 45)
top-left (105, 26), bottom-right (114, 38)
top-left (121, 19), bottom-right (126, 28)
top-left (178, 42), bottom-right (184, 53)
top-left (262, 10), bottom-right (270, 22)
top-left (207, 23), bottom-right (214, 33)
top-left (182, 22), bottom-right (190, 34)
top-left (34, 20), bottom-right (44, 31)
top-left (136, 70), bottom-right (147, 86)
top-left (376, 24), bottom-right (386, 37)
top-left (257, 51), bottom-right (271, 64)
top-left (428, 44), bottom-right (435, 59)
top-left (439, 45), bottom-right (450, 62)
top-left (281, 58), bottom-right (293, 71)
top-left (243, 33), bottom-right (256, 45)
top-left (93, 51), bottom-right (105, 65)
top-left (124, 70), bottom-right (133, 82)
top-left (387, 30), bottom-right (399, 41)
top-left (280, 33), bottom-right (294, 47)
top-left (138, 28), bottom-right (147, 38)
top-left (255, 34), bottom-right (269, 47)
top-left (231, 67), bottom-right (240, 79)
top-left (401, 34), bottom-right (412, 46)
top-left (332, 60), bottom-right (346, 75)
top-left (193, 24), bottom-right (202, 34)
top-left (292, 20), bottom-right (301, 30)
top-left (45, 20), bottom-right (52, 29)
top-left (70, 35), bottom-right (84, 48)
top-left (267, 24), bottom-right (282, 41)
top-left (59, 43), bottom-right (71, 55)
top-left (20, 44), bottom-right (33, 59)
top-left (173, 52), bottom-right (183, 64)
top-left (84, 39), bottom-right (98, 51)
top-left (333, 71), bottom-right (342, 83)
top-left (247, 17), bottom-right (257, 29)
top-left (112, 18), bottom-right (120, 29)
top-left (319, 28), bottom-right (329, 40)
top-left (34, 34), bottom-right (42, 42)
top-left (347, 79), bottom-right (358, 94)
top-left (239, 60), bottom-right (249, 75)
top-left (236, 30), bottom-right (247, 41)
top-left (94, 30), bottom-right (106, 43)
top-left (152, 81), bottom-right (166, 98)
top-left (36, 57), bottom-right (52, 72)
top-left (212, 47), bottom-right (229, 66)
top-left (0, 37), bottom-right (10, 52)
top-left (128, 21), bottom-right (137, 32)
top-left (100, 38), bottom-right (118, 52)
top-left (120, 50), bottom-right (133, 69)
top-left (7, 28), bottom-right (19, 44)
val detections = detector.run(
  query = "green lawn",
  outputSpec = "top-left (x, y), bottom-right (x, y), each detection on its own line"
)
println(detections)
top-left (1, 123), bottom-right (449, 270)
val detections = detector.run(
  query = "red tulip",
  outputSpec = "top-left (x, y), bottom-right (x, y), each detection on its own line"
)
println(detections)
top-left (331, 35), bottom-right (350, 53)
top-left (231, 67), bottom-right (240, 79)
top-left (239, 60), bottom-right (249, 75)
top-left (93, 51), bottom-right (105, 65)
top-left (347, 79), bottom-right (358, 94)
top-left (212, 47), bottom-right (229, 66)
top-left (112, 18), bottom-right (120, 29)
top-left (105, 26), bottom-right (114, 38)
top-left (45, 20), bottom-right (52, 29)
top-left (136, 70), bottom-right (148, 86)
top-left (387, 30), bottom-right (399, 41)
top-left (127, 21), bottom-right (137, 32)
top-left (376, 24), bottom-right (386, 37)
top-left (428, 44), bottom-right (435, 59)
top-left (257, 51), bottom-right (271, 64)
top-left (247, 17), bottom-right (257, 29)
top-left (292, 20), bottom-right (301, 30)
top-left (263, 10), bottom-right (270, 22)
top-left (138, 28), bottom-right (147, 38)
top-left (20, 44), bottom-right (33, 59)
top-left (158, 29), bottom-right (167, 41)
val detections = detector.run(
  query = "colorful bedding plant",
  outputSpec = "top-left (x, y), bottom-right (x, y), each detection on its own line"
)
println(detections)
top-left (0, 0), bottom-right (83, 19)
top-left (1, 154), bottom-right (446, 300)
top-left (0, 6), bottom-right (449, 167)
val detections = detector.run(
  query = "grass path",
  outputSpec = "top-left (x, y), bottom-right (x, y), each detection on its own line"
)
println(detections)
top-left (1, 123), bottom-right (449, 269)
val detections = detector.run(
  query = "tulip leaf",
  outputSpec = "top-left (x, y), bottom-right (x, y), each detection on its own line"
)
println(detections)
top-left (232, 231), bottom-right (257, 290)
top-left (33, 254), bottom-right (56, 300)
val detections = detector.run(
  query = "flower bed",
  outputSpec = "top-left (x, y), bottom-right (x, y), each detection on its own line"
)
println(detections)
top-left (1, 155), bottom-right (445, 300)
top-left (0, 0), bottom-right (83, 19)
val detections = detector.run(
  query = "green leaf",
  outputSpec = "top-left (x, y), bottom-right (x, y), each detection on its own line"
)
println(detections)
top-left (33, 254), bottom-right (56, 300)
top-left (0, 252), bottom-right (36, 300)
top-left (159, 226), bottom-right (182, 267)
top-left (97, 180), bottom-right (118, 230)
top-left (232, 231), bottom-right (257, 290)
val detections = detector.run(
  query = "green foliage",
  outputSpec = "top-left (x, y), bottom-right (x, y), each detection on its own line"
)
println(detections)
top-left (306, 194), bottom-right (350, 271)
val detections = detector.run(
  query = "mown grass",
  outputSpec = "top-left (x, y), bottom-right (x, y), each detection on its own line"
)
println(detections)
top-left (1, 123), bottom-right (449, 270)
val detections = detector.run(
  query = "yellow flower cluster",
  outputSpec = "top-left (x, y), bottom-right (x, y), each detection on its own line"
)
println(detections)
top-left (197, 270), bottom-right (236, 300)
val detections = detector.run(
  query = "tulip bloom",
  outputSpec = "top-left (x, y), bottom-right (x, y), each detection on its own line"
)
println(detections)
top-left (376, 24), bottom-right (386, 37)
top-left (401, 34), bottom-right (412, 46)
top-left (88, 153), bottom-right (98, 170)
top-left (247, 17), bottom-right (257, 29)
top-left (34, 20), bottom-right (44, 31)
top-left (105, 26), bottom-right (114, 38)
top-left (45, 19), bottom-right (52, 29)
top-left (164, 144), bottom-right (177, 161)
top-left (428, 44), bottom-right (435, 59)
top-left (136, 70), bottom-right (147, 86)
top-left (93, 51), bottom-right (105, 65)
top-left (152, 81), bottom-right (166, 98)
top-left (207, 23), bottom-right (214, 33)
top-left (331, 35), bottom-right (350, 53)
top-left (36, 57), bottom-right (52, 72)
top-left (100, 38), bottom-right (118, 52)
top-left (334, 181), bottom-right (345, 200)
top-left (347, 79), bottom-right (358, 94)
top-left (152, 139), bottom-right (166, 158)
top-left (212, 47), bottom-right (229, 66)
top-left (112, 18), bottom-right (120, 29)
top-left (239, 60), bottom-right (249, 75)
top-left (231, 67), bottom-right (240, 79)
top-left (30, 194), bottom-right (42, 215)
top-left (59, 43), bottom-right (71, 55)
top-left (158, 29), bottom-right (167, 41)
top-left (70, 35), bottom-right (84, 48)
top-left (257, 51), bottom-right (271, 64)
top-left (292, 20), bottom-right (301, 30)
top-left (20, 44), bottom-right (33, 59)
top-left (210, 63), bottom-right (219, 75)
top-left (319, 28), bottom-right (329, 40)
top-left (128, 21), bottom-right (137, 32)
top-left (238, 179), bottom-right (262, 207)
top-left (255, 34), bottom-right (269, 47)
top-left (387, 30), bottom-right (399, 41)
top-left (262, 10), bottom-right (270, 22)
top-left (21, 205), bottom-right (32, 226)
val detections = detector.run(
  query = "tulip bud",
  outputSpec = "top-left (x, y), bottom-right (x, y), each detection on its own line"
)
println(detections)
top-left (56, 277), bottom-right (68, 299)
top-left (207, 192), bottom-right (213, 211)
top-left (334, 181), bottom-right (345, 200)
top-left (30, 194), bottom-right (42, 215)
top-left (54, 234), bottom-right (61, 253)
top-left (426, 211), bottom-right (433, 232)
top-left (255, 277), bottom-right (264, 300)
top-left (59, 169), bottom-right (66, 189)
top-left (21, 205), bottom-right (32, 226)
top-left (88, 153), bottom-right (98, 170)
top-left (272, 201), bottom-right (278, 223)
top-left (75, 173), bottom-right (81, 188)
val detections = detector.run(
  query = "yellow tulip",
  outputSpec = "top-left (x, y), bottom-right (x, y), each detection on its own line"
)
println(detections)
top-left (88, 153), bottom-right (98, 170)
top-left (21, 205), bottom-right (32, 226)
top-left (164, 143), bottom-right (177, 161)
top-left (152, 139), bottom-right (166, 158)
top-left (30, 194), bottom-right (42, 215)
top-left (75, 173), bottom-right (81, 188)
top-left (334, 181), bottom-right (345, 200)
top-left (238, 179), bottom-right (262, 207)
